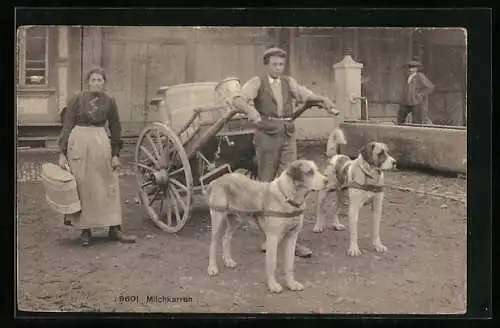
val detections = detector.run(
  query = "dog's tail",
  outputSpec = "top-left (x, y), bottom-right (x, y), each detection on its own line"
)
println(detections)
top-left (326, 128), bottom-right (347, 157)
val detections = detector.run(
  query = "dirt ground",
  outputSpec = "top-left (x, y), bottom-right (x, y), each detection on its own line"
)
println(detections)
top-left (16, 144), bottom-right (467, 314)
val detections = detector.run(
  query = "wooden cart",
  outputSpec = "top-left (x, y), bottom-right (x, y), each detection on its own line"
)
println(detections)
top-left (134, 77), bottom-right (327, 233)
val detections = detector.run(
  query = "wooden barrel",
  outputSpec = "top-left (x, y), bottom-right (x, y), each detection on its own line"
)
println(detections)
top-left (159, 82), bottom-right (221, 133)
top-left (41, 163), bottom-right (81, 214)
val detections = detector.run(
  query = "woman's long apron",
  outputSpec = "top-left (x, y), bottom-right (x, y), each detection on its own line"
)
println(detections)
top-left (65, 126), bottom-right (122, 229)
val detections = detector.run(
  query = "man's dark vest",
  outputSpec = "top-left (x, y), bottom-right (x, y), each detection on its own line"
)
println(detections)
top-left (254, 75), bottom-right (294, 117)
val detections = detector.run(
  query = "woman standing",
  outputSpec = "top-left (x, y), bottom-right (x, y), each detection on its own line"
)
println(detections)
top-left (58, 68), bottom-right (136, 247)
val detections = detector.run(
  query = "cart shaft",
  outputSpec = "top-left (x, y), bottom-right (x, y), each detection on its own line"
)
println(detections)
top-left (184, 108), bottom-right (246, 158)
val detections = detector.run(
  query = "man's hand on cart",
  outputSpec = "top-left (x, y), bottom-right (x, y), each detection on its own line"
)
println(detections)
top-left (248, 112), bottom-right (262, 124)
top-left (321, 97), bottom-right (339, 116)
top-left (232, 96), bottom-right (262, 124)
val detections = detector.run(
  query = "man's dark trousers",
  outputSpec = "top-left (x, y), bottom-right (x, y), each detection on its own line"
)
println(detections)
top-left (397, 104), bottom-right (423, 124)
top-left (254, 122), bottom-right (297, 182)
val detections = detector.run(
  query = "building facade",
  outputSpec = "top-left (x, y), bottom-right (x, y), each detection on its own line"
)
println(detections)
top-left (16, 26), bottom-right (466, 146)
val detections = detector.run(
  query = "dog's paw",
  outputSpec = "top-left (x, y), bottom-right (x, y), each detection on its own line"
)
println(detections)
top-left (313, 223), bottom-right (324, 233)
top-left (268, 281), bottom-right (283, 293)
top-left (223, 258), bottom-right (238, 268)
top-left (347, 244), bottom-right (362, 257)
top-left (207, 265), bottom-right (219, 276)
top-left (373, 241), bottom-right (388, 253)
top-left (332, 223), bottom-right (346, 231)
top-left (287, 280), bottom-right (304, 291)
top-left (260, 242), bottom-right (267, 252)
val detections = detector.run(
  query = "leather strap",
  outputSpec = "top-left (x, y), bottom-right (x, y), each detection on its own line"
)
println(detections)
top-left (207, 204), bottom-right (304, 218)
top-left (276, 179), bottom-right (303, 208)
top-left (343, 182), bottom-right (384, 193)
top-left (207, 185), bottom-right (304, 218)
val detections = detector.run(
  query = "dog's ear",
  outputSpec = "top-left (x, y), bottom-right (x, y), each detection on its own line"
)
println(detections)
top-left (360, 142), bottom-right (376, 165)
top-left (286, 161), bottom-right (304, 183)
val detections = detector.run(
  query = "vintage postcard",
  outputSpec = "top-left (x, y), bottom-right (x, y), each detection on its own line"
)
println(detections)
top-left (16, 22), bottom-right (472, 316)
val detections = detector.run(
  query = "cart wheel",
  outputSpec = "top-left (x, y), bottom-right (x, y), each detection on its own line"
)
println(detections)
top-left (134, 122), bottom-right (193, 233)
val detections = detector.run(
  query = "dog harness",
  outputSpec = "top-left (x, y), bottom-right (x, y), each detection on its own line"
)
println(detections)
top-left (207, 184), bottom-right (305, 218)
top-left (276, 179), bottom-right (306, 208)
top-left (332, 160), bottom-right (384, 194)
top-left (343, 181), bottom-right (384, 193)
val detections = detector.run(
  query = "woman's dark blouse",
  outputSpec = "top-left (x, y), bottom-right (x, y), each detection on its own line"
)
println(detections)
top-left (58, 91), bottom-right (122, 157)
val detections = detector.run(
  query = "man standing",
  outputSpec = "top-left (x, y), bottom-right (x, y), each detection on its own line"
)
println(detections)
top-left (397, 58), bottom-right (435, 124)
top-left (232, 47), bottom-right (338, 258)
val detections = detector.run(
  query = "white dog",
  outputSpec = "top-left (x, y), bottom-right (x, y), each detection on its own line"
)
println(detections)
top-left (314, 128), bottom-right (397, 256)
top-left (204, 159), bottom-right (327, 293)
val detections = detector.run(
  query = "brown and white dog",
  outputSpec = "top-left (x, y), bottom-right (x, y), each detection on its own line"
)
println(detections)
top-left (204, 159), bottom-right (327, 293)
top-left (313, 128), bottom-right (397, 256)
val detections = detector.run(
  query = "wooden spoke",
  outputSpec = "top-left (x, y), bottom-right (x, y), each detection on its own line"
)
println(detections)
top-left (154, 129), bottom-right (164, 157)
top-left (169, 167), bottom-right (184, 177)
top-left (161, 134), bottom-right (170, 153)
top-left (158, 194), bottom-right (166, 223)
top-left (136, 162), bottom-right (157, 173)
top-left (156, 130), bottom-right (170, 169)
top-left (149, 188), bottom-right (161, 205)
top-left (165, 196), bottom-right (173, 227)
top-left (140, 146), bottom-right (159, 168)
top-left (169, 178), bottom-right (188, 193)
top-left (169, 184), bottom-right (187, 213)
top-left (135, 122), bottom-right (192, 233)
top-left (169, 188), bottom-right (182, 222)
top-left (166, 149), bottom-right (179, 171)
top-left (145, 133), bottom-right (160, 159)
top-left (161, 146), bottom-right (170, 169)
top-left (161, 136), bottom-right (171, 157)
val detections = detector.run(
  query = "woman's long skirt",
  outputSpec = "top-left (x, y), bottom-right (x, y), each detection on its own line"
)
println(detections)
top-left (65, 126), bottom-right (122, 229)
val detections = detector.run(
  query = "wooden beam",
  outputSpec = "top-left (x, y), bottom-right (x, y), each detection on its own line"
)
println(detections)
top-left (273, 28), bottom-right (281, 47)
top-left (279, 28), bottom-right (292, 75)
top-left (81, 27), bottom-right (103, 84)
top-left (353, 28), bottom-right (359, 60)
top-left (288, 28), bottom-right (298, 78)
top-left (267, 28), bottom-right (293, 74)
top-left (415, 28), bottom-right (425, 60)
top-left (56, 27), bottom-right (69, 113)
top-left (407, 29), bottom-right (414, 60)
top-left (185, 41), bottom-right (196, 83)
top-left (185, 30), bottom-right (197, 83)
